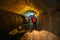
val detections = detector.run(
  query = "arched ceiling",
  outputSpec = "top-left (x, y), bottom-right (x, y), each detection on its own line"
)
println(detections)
top-left (0, 0), bottom-right (58, 14)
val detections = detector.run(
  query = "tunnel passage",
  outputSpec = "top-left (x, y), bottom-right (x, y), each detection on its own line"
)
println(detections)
top-left (0, 9), bottom-right (60, 40)
top-left (19, 11), bottom-right (60, 40)
top-left (22, 10), bottom-right (41, 31)
top-left (0, 0), bottom-right (60, 40)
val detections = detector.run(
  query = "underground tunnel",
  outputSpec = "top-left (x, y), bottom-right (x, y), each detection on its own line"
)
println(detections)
top-left (0, 0), bottom-right (60, 40)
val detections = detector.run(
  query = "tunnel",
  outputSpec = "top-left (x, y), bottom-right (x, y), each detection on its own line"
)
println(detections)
top-left (0, 0), bottom-right (60, 40)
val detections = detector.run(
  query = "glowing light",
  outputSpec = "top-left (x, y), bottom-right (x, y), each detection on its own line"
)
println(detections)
top-left (24, 12), bottom-right (34, 16)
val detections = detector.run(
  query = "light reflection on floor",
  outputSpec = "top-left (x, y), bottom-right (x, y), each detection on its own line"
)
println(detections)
top-left (20, 30), bottom-right (60, 40)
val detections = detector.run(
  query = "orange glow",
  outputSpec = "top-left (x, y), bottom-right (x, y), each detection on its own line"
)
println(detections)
top-left (17, 5), bottom-right (41, 16)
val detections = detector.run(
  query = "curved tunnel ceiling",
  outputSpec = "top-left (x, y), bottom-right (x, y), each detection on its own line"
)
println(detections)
top-left (0, 0), bottom-right (58, 14)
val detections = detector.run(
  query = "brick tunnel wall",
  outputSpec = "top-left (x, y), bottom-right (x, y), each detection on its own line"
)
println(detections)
top-left (49, 11), bottom-right (60, 37)
top-left (39, 9), bottom-right (60, 37)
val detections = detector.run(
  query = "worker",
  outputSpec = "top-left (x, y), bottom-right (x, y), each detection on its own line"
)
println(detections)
top-left (31, 14), bottom-right (37, 30)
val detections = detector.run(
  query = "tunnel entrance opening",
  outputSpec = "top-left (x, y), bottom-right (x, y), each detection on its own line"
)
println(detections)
top-left (23, 10), bottom-right (36, 17)
top-left (22, 10), bottom-right (40, 31)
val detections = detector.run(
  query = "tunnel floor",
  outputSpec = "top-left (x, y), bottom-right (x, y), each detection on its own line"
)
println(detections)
top-left (20, 30), bottom-right (59, 40)
top-left (3, 30), bottom-right (59, 40)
